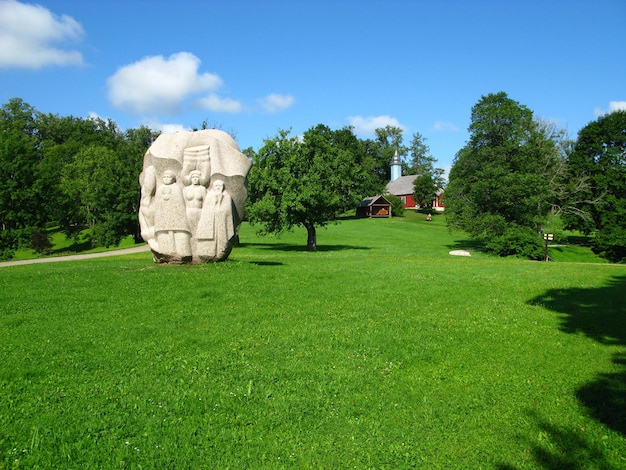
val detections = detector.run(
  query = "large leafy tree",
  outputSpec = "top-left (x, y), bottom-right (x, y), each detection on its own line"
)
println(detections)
top-left (445, 92), bottom-right (557, 258)
top-left (119, 126), bottom-right (159, 241)
top-left (567, 110), bottom-right (626, 261)
top-left (57, 122), bottom-right (155, 247)
top-left (370, 125), bottom-right (406, 186)
top-left (247, 125), bottom-right (374, 251)
top-left (408, 132), bottom-right (445, 209)
top-left (36, 114), bottom-right (120, 232)
top-left (0, 98), bottom-right (46, 258)
top-left (0, 98), bottom-right (157, 258)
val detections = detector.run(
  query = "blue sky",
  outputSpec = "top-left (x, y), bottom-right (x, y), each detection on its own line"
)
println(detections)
top-left (1, 0), bottom-right (625, 177)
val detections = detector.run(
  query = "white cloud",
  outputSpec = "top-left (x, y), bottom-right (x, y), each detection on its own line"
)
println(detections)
top-left (432, 120), bottom-right (459, 132)
top-left (258, 93), bottom-right (295, 113)
top-left (196, 93), bottom-right (243, 113)
top-left (347, 115), bottom-right (406, 136)
top-left (594, 101), bottom-right (626, 117)
top-left (0, 0), bottom-right (84, 69)
top-left (159, 123), bottom-right (188, 134)
top-left (107, 52), bottom-right (222, 115)
top-left (142, 118), bottom-right (187, 135)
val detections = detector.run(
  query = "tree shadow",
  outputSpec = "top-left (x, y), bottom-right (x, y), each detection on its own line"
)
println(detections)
top-left (528, 274), bottom-right (626, 436)
top-left (248, 261), bottom-right (284, 266)
top-left (446, 238), bottom-right (486, 252)
top-left (576, 352), bottom-right (626, 435)
top-left (238, 242), bottom-right (371, 252)
top-left (51, 239), bottom-right (93, 255)
top-left (497, 410), bottom-right (622, 470)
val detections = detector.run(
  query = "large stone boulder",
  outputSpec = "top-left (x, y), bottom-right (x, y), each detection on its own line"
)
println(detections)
top-left (138, 130), bottom-right (251, 264)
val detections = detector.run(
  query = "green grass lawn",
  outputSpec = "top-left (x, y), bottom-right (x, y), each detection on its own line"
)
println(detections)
top-left (1, 212), bottom-right (625, 469)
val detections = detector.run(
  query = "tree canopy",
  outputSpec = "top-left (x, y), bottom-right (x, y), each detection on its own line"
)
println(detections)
top-left (567, 110), bottom-right (626, 261)
top-left (0, 98), bottom-right (159, 260)
top-left (246, 125), bottom-right (380, 251)
top-left (408, 132), bottom-right (445, 210)
top-left (445, 92), bottom-right (560, 259)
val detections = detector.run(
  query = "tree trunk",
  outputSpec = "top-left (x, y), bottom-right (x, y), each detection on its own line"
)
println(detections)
top-left (305, 222), bottom-right (317, 252)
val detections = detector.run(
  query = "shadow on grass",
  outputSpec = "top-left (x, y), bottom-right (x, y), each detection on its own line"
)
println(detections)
top-left (51, 238), bottom-right (93, 255)
top-left (567, 234), bottom-right (593, 246)
top-left (528, 274), bottom-right (626, 435)
top-left (497, 410), bottom-right (621, 470)
top-left (446, 238), bottom-right (486, 252)
top-left (239, 242), bottom-right (371, 252)
top-left (249, 261), bottom-right (284, 266)
top-left (503, 275), bottom-right (626, 468)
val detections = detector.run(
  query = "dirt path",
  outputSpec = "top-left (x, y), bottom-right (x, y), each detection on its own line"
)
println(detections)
top-left (0, 245), bottom-right (151, 268)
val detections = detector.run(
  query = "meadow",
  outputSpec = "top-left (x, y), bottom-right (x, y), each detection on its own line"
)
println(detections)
top-left (1, 212), bottom-right (625, 469)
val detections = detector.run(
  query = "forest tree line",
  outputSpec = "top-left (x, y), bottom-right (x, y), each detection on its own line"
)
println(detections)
top-left (0, 97), bottom-right (440, 260)
top-left (1, 93), bottom-right (625, 261)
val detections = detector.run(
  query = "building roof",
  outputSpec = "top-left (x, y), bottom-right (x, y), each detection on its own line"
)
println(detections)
top-left (385, 175), bottom-right (417, 196)
top-left (357, 195), bottom-right (391, 207)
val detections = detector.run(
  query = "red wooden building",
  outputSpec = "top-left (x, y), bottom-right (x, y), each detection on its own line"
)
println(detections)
top-left (385, 175), bottom-right (418, 208)
top-left (385, 175), bottom-right (445, 211)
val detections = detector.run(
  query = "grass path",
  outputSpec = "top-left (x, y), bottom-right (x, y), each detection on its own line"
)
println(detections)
top-left (0, 245), bottom-right (150, 268)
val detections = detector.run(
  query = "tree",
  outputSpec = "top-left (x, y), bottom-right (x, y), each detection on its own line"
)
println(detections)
top-left (0, 98), bottom-right (157, 258)
top-left (445, 92), bottom-right (557, 259)
top-left (36, 113), bottom-right (119, 232)
top-left (57, 123), bottom-right (154, 248)
top-left (413, 173), bottom-right (438, 210)
top-left (121, 126), bottom-right (159, 241)
top-left (370, 125), bottom-right (407, 186)
top-left (407, 131), bottom-right (432, 174)
top-left (567, 110), bottom-right (626, 261)
top-left (247, 125), bottom-right (372, 251)
top-left (0, 98), bottom-right (45, 258)
top-left (60, 145), bottom-right (120, 240)
top-left (408, 132), bottom-right (445, 209)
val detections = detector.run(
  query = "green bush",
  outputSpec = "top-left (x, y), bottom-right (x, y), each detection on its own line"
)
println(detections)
top-left (0, 230), bottom-right (19, 261)
top-left (29, 229), bottom-right (52, 254)
top-left (593, 228), bottom-right (626, 262)
top-left (485, 226), bottom-right (544, 259)
top-left (385, 194), bottom-right (405, 217)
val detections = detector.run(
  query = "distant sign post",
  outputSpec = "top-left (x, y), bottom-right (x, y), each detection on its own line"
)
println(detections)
top-left (543, 233), bottom-right (554, 261)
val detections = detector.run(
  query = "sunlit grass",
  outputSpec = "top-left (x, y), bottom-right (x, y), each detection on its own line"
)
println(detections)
top-left (1, 212), bottom-right (624, 468)
top-left (12, 230), bottom-right (138, 261)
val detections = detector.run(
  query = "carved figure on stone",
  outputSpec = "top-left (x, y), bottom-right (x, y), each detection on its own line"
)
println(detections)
top-left (138, 130), bottom-right (251, 264)
top-left (196, 179), bottom-right (235, 262)
top-left (183, 170), bottom-right (206, 235)
top-left (153, 171), bottom-right (192, 263)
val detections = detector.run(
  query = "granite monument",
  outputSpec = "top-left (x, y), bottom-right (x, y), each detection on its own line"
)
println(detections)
top-left (139, 130), bottom-right (251, 263)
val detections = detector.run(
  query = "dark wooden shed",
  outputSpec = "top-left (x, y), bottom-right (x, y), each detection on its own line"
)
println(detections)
top-left (356, 195), bottom-right (392, 218)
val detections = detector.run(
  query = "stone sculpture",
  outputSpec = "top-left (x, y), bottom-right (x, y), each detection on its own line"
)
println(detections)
top-left (139, 130), bottom-right (251, 264)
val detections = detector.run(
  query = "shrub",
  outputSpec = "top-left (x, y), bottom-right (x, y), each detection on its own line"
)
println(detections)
top-left (592, 228), bottom-right (626, 263)
top-left (385, 194), bottom-right (405, 217)
top-left (0, 230), bottom-right (19, 261)
top-left (485, 226), bottom-right (544, 260)
top-left (29, 229), bottom-right (53, 254)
